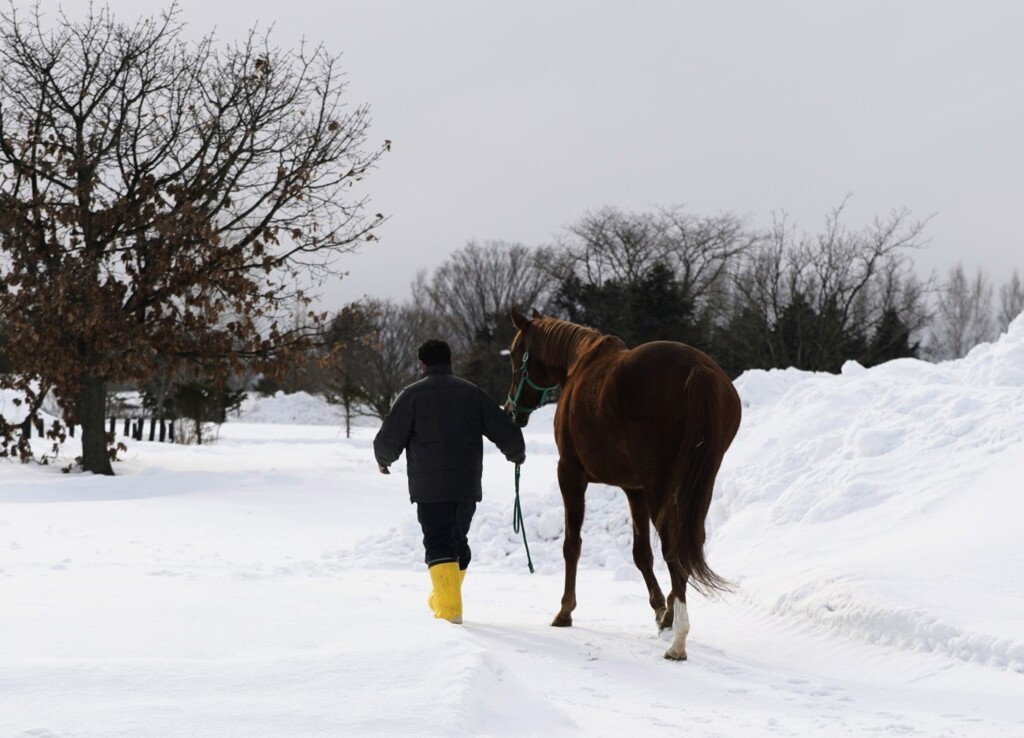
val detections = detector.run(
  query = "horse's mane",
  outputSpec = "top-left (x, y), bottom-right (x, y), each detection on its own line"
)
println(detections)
top-left (531, 317), bottom-right (623, 373)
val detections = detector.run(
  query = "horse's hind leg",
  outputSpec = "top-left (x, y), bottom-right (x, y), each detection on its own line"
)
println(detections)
top-left (623, 489), bottom-right (668, 628)
top-left (662, 565), bottom-right (690, 661)
top-left (553, 460), bottom-right (587, 627)
top-left (656, 534), bottom-right (677, 631)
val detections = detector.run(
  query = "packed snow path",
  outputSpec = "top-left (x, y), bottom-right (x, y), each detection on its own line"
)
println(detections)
top-left (2, 316), bottom-right (1023, 736)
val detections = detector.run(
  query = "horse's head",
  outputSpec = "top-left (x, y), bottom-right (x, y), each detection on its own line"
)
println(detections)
top-left (505, 308), bottom-right (559, 427)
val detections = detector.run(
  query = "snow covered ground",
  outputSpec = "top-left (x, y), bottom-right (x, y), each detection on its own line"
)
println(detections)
top-left (2, 318), bottom-right (1024, 737)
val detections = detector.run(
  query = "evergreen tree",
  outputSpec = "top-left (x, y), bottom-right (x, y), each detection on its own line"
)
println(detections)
top-left (773, 294), bottom-right (819, 370)
top-left (714, 305), bottom-right (772, 378)
top-left (865, 307), bottom-right (919, 366)
top-left (327, 370), bottom-right (368, 439)
top-left (554, 261), bottom-right (700, 348)
top-left (631, 263), bottom-right (702, 347)
top-left (169, 380), bottom-right (247, 446)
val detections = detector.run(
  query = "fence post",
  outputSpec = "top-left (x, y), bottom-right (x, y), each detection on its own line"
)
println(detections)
top-left (109, 418), bottom-right (115, 435)
top-left (123, 419), bottom-right (130, 437)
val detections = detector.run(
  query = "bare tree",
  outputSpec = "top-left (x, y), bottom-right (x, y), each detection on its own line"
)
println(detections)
top-left (555, 206), bottom-right (670, 287)
top-left (412, 240), bottom-right (554, 400)
top-left (657, 206), bottom-right (758, 314)
top-left (927, 264), bottom-right (995, 360)
top-left (552, 205), bottom-right (753, 302)
top-left (997, 270), bottom-right (1024, 334)
top-left (0, 4), bottom-right (386, 473)
top-left (794, 203), bottom-right (926, 343)
top-left (719, 203), bottom-right (928, 374)
top-left (548, 206), bottom-right (755, 352)
top-left (332, 299), bottom-right (438, 420)
top-left (413, 240), bottom-right (555, 352)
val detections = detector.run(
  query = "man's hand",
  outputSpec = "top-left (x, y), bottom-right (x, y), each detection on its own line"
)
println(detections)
top-left (378, 464), bottom-right (391, 475)
top-left (511, 452), bottom-right (526, 465)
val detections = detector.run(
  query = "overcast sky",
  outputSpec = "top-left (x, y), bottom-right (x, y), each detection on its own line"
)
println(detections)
top-left (39, 1), bottom-right (1024, 309)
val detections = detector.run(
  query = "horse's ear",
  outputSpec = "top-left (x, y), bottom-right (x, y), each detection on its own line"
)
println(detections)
top-left (531, 308), bottom-right (543, 319)
top-left (511, 307), bottom-right (532, 332)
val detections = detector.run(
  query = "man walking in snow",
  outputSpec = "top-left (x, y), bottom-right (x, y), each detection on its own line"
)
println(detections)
top-left (373, 339), bottom-right (526, 623)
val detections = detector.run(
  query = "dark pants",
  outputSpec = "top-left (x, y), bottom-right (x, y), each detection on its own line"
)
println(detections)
top-left (416, 500), bottom-right (477, 570)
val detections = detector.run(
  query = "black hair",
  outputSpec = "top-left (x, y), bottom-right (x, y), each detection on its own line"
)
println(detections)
top-left (417, 339), bottom-right (452, 367)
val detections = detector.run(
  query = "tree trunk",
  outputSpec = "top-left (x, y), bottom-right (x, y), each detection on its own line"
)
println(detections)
top-left (78, 375), bottom-right (114, 475)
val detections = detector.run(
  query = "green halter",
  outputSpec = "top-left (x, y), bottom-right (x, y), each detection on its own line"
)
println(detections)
top-left (506, 335), bottom-right (558, 415)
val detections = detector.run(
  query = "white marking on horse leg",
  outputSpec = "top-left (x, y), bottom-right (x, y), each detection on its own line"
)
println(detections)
top-left (664, 599), bottom-right (690, 660)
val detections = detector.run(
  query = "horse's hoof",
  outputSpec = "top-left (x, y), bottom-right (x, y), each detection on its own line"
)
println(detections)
top-left (551, 614), bottom-right (573, 627)
top-left (663, 649), bottom-right (688, 661)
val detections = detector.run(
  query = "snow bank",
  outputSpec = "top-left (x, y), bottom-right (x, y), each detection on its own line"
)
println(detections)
top-left (234, 390), bottom-right (351, 426)
top-left (713, 315), bottom-right (1024, 671)
top-left (5, 321), bottom-right (1024, 737)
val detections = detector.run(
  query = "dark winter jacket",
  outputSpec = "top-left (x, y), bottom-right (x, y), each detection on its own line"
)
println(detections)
top-left (373, 365), bottom-right (526, 503)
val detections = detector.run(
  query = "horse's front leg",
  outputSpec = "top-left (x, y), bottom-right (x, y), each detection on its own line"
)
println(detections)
top-left (624, 489), bottom-right (668, 627)
top-left (553, 459), bottom-right (587, 627)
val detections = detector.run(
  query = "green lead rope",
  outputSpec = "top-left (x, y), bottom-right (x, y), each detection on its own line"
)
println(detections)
top-left (513, 463), bottom-right (535, 573)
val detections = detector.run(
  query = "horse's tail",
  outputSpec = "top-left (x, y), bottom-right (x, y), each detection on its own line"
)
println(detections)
top-left (656, 362), bottom-right (739, 595)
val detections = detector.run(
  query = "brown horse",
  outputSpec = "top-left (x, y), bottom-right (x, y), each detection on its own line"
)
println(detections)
top-left (505, 308), bottom-right (741, 660)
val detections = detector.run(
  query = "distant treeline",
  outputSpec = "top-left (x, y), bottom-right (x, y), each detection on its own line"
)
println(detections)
top-left (248, 203), bottom-right (1022, 427)
top-left (1, 204), bottom-right (1019, 437)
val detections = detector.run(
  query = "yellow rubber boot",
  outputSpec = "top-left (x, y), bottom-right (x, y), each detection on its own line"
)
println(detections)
top-left (427, 562), bottom-right (463, 624)
top-left (428, 566), bottom-right (468, 618)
